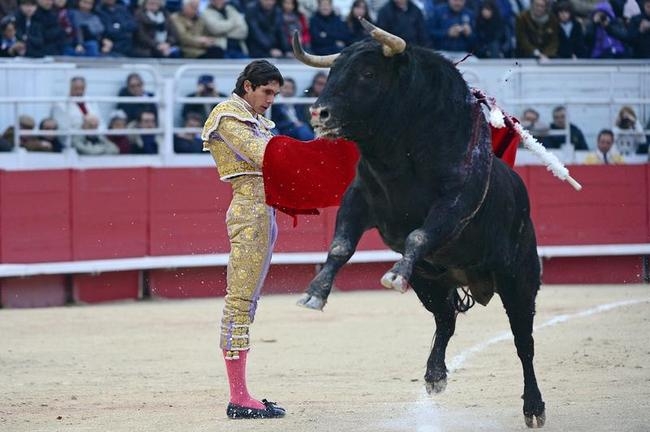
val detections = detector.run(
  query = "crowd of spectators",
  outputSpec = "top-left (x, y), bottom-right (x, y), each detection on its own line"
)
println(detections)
top-left (0, 69), bottom-right (329, 154)
top-left (1, 0), bottom-right (649, 59)
top-left (517, 104), bottom-right (649, 164)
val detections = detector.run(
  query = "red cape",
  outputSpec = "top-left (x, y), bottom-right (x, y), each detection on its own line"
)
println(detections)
top-left (264, 123), bottom-right (519, 224)
top-left (263, 136), bottom-right (360, 225)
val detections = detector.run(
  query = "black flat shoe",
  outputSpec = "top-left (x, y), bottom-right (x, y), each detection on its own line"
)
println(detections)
top-left (226, 399), bottom-right (286, 419)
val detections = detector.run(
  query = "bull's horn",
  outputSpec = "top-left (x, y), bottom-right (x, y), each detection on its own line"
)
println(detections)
top-left (292, 31), bottom-right (339, 68)
top-left (360, 18), bottom-right (406, 57)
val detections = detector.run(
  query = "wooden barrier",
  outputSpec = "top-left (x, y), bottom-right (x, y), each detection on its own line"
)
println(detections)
top-left (0, 165), bottom-right (648, 307)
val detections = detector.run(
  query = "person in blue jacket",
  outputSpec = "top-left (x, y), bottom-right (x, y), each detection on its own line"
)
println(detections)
top-left (428, 0), bottom-right (476, 52)
top-left (309, 0), bottom-right (349, 55)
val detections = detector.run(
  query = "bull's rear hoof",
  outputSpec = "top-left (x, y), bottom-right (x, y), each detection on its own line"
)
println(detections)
top-left (424, 378), bottom-right (447, 395)
top-left (524, 410), bottom-right (546, 428)
top-left (380, 271), bottom-right (411, 293)
top-left (296, 293), bottom-right (326, 311)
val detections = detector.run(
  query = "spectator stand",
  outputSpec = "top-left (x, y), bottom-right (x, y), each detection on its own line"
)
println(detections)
top-left (501, 62), bottom-right (650, 154)
top-left (0, 62), bottom-right (165, 168)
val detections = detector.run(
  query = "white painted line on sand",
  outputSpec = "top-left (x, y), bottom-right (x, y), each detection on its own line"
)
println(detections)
top-left (448, 298), bottom-right (650, 372)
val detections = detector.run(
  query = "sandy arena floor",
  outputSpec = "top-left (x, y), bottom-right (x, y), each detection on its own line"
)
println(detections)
top-left (1, 284), bottom-right (649, 432)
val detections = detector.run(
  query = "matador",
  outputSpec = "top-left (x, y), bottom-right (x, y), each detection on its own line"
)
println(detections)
top-left (201, 60), bottom-right (286, 420)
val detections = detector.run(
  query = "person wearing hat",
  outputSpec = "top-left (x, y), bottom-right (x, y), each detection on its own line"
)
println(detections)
top-left (181, 74), bottom-right (227, 123)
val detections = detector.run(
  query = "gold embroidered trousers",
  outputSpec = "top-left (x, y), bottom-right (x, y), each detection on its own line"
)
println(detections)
top-left (219, 174), bottom-right (277, 359)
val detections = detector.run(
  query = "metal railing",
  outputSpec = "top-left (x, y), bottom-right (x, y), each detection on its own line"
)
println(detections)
top-left (0, 61), bottom-right (648, 170)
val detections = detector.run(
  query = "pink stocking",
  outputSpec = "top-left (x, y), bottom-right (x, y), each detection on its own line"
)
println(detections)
top-left (223, 350), bottom-right (265, 409)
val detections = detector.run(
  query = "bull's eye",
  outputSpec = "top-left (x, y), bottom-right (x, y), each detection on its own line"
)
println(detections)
top-left (362, 71), bottom-right (375, 79)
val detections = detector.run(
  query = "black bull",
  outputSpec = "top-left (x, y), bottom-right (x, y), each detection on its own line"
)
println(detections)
top-left (291, 23), bottom-right (546, 428)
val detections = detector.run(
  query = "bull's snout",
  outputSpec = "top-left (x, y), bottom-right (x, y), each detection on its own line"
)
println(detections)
top-left (310, 106), bottom-right (329, 126)
top-left (309, 105), bottom-right (340, 137)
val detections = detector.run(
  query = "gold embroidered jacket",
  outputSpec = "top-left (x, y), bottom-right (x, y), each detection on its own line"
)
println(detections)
top-left (201, 94), bottom-right (276, 181)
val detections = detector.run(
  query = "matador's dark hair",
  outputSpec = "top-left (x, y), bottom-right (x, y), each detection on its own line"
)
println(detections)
top-left (233, 60), bottom-right (284, 97)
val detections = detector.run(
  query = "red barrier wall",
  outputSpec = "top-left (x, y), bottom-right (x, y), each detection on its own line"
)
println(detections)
top-left (0, 170), bottom-right (72, 262)
top-left (149, 168), bottom-right (229, 255)
top-left (0, 275), bottom-right (67, 308)
top-left (72, 168), bottom-right (149, 259)
top-left (149, 267), bottom-right (227, 298)
top-left (527, 165), bottom-right (648, 245)
top-left (73, 271), bottom-right (140, 304)
top-left (1, 165), bottom-right (649, 308)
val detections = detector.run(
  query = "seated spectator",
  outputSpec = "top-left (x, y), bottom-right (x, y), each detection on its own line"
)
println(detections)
top-left (133, 0), bottom-right (181, 57)
top-left (12, 114), bottom-right (57, 151)
top-left (53, 0), bottom-right (74, 54)
top-left (611, 0), bottom-right (640, 22)
top-left (245, 0), bottom-right (290, 58)
top-left (34, 0), bottom-right (65, 55)
top-left (429, 0), bottom-right (475, 52)
top-left (545, 106), bottom-right (588, 150)
top-left (51, 76), bottom-right (103, 130)
top-left (0, 136), bottom-right (12, 151)
top-left (202, 0), bottom-right (249, 58)
top-left (35, 117), bottom-right (64, 152)
top-left (376, 0), bottom-right (429, 48)
top-left (584, 128), bottom-right (624, 164)
top-left (612, 106), bottom-right (647, 155)
top-left (515, 0), bottom-right (559, 59)
top-left (1, 0), bottom-right (18, 20)
top-left (279, 0), bottom-right (309, 50)
top-left (116, 72), bottom-right (158, 123)
top-left (300, 71), bottom-right (327, 129)
top-left (181, 74), bottom-right (227, 123)
top-left (309, 0), bottom-right (349, 54)
top-left (584, 2), bottom-right (629, 58)
top-left (73, 114), bottom-right (120, 155)
top-left (271, 77), bottom-right (314, 140)
top-left (554, 0), bottom-right (585, 58)
top-left (628, 0), bottom-right (650, 58)
top-left (106, 109), bottom-right (131, 153)
top-left (0, 15), bottom-right (26, 56)
top-left (96, 0), bottom-right (137, 56)
top-left (170, 0), bottom-right (222, 58)
top-left (520, 107), bottom-right (549, 145)
top-left (305, 71), bottom-right (327, 98)
top-left (1, 115), bottom-right (44, 150)
top-left (13, 0), bottom-right (45, 57)
top-left (346, 0), bottom-right (372, 46)
top-left (68, 0), bottom-right (107, 56)
top-left (474, 0), bottom-right (510, 58)
top-left (174, 112), bottom-right (203, 153)
top-left (129, 109), bottom-right (159, 154)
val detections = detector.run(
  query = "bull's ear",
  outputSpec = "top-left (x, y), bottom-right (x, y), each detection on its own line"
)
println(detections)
top-left (292, 31), bottom-right (339, 68)
top-left (360, 18), bottom-right (406, 57)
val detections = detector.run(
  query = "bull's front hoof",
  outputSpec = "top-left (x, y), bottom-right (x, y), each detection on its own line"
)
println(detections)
top-left (296, 293), bottom-right (326, 311)
top-left (380, 271), bottom-right (411, 293)
top-left (424, 377), bottom-right (447, 394)
top-left (523, 398), bottom-right (546, 428)
top-left (524, 410), bottom-right (546, 428)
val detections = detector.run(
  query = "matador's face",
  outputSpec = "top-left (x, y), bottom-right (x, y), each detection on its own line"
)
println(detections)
top-left (243, 80), bottom-right (281, 115)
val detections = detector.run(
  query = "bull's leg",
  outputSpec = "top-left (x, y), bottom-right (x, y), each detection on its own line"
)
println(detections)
top-left (412, 275), bottom-right (457, 395)
top-left (381, 212), bottom-right (469, 292)
top-left (297, 186), bottom-right (370, 310)
top-left (496, 254), bottom-right (546, 428)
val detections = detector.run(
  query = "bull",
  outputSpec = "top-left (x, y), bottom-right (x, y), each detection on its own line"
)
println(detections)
top-left (291, 20), bottom-right (546, 428)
